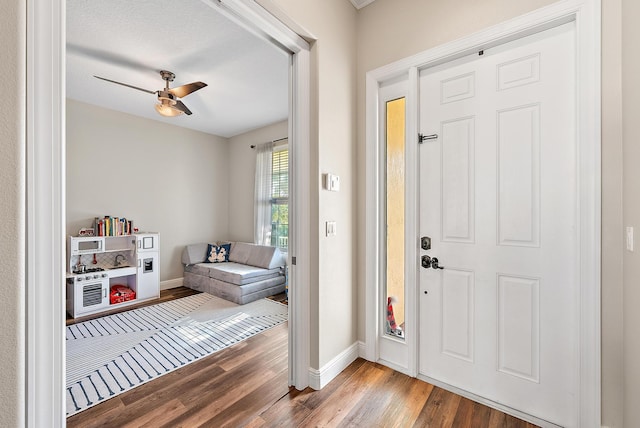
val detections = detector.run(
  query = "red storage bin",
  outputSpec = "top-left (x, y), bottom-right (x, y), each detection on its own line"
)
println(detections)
top-left (110, 284), bottom-right (136, 304)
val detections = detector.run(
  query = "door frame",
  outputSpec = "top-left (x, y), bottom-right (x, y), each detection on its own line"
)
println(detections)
top-left (25, 0), bottom-right (312, 425)
top-left (364, 0), bottom-right (601, 426)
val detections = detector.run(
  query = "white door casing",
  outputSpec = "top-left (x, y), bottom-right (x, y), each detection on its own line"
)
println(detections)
top-left (419, 22), bottom-right (577, 426)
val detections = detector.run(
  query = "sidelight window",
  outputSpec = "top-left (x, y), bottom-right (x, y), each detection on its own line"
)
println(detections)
top-left (384, 97), bottom-right (405, 339)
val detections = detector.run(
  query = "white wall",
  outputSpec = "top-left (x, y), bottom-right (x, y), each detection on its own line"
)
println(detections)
top-left (271, 0), bottom-right (358, 369)
top-left (602, 1), bottom-right (624, 426)
top-left (0, 0), bottom-right (25, 425)
top-left (227, 120), bottom-right (288, 243)
top-left (622, 0), bottom-right (640, 426)
top-left (66, 100), bottom-right (230, 281)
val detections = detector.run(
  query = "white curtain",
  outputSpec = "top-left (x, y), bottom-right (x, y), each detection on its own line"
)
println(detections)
top-left (254, 142), bottom-right (274, 245)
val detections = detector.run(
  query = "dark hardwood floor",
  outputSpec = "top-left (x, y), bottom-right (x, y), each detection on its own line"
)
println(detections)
top-left (66, 288), bottom-right (537, 427)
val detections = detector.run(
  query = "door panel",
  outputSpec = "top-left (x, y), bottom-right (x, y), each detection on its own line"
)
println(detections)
top-left (419, 22), bottom-right (577, 426)
top-left (441, 117), bottom-right (475, 243)
top-left (441, 269), bottom-right (474, 362)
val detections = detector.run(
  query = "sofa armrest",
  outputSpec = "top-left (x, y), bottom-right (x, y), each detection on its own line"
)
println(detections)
top-left (182, 243), bottom-right (209, 265)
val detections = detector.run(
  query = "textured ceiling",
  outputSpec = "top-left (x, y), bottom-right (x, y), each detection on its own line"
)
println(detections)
top-left (66, 0), bottom-right (289, 138)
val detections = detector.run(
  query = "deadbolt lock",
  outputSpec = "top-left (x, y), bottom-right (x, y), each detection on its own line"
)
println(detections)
top-left (421, 236), bottom-right (431, 251)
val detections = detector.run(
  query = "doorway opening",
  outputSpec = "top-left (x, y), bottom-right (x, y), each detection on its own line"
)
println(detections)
top-left (26, 0), bottom-right (311, 424)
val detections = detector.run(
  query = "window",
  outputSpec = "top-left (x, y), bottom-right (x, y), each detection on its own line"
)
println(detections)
top-left (385, 97), bottom-right (405, 339)
top-left (271, 148), bottom-right (289, 251)
top-left (255, 143), bottom-right (289, 252)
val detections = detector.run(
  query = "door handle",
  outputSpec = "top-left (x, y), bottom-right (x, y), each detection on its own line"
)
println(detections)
top-left (421, 255), bottom-right (432, 269)
top-left (431, 257), bottom-right (444, 270)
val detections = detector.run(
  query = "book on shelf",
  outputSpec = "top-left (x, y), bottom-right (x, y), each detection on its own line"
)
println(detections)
top-left (94, 216), bottom-right (134, 237)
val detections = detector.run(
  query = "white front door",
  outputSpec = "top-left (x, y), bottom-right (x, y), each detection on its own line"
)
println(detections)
top-left (419, 22), bottom-right (577, 426)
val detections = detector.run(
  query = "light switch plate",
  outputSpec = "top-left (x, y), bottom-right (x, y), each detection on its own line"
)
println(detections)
top-left (325, 173), bottom-right (340, 192)
top-left (627, 226), bottom-right (634, 252)
top-left (326, 221), bottom-right (337, 236)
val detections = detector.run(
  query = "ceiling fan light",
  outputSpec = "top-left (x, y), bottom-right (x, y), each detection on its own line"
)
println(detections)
top-left (155, 101), bottom-right (183, 117)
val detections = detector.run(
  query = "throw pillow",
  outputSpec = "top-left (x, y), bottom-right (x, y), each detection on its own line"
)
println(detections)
top-left (206, 243), bottom-right (231, 263)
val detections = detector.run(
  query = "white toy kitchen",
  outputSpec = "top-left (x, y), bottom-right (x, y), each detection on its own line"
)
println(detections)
top-left (66, 233), bottom-right (160, 318)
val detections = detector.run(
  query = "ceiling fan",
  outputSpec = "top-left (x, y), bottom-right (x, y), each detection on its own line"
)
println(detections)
top-left (94, 70), bottom-right (207, 117)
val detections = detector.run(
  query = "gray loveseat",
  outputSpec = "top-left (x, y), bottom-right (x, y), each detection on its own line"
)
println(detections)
top-left (182, 242), bottom-right (286, 304)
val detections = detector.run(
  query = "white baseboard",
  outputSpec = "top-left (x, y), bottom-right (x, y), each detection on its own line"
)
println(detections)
top-left (357, 341), bottom-right (367, 359)
top-left (308, 342), bottom-right (359, 390)
top-left (160, 277), bottom-right (183, 290)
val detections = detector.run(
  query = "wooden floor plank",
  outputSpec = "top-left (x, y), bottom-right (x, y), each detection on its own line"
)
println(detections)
top-left (203, 367), bottom-right (290, 428)
top-left (297, 363), bottom-right (388, 427)
top-left (293, 357), bottom-right (367, 411)
top-left (451, 396), bottom-right (476, 428)
top-left (377, 373), bottom-right (435, 427)
top-left (67, 289), bottom-right (539, 428)
top-left (337, 367), bottom-right (405, 427)
top-left (123, 398), bottom-right (187, 428)
top-left (251, 388), bottom-right (312, 427)
top-left (413, 386), bottom-right (463, 428)
top-left (469, 400), bottom-right (493, 428)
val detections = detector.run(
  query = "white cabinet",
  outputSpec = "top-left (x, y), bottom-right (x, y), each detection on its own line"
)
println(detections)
top-left (136, 233), bottom-right (160, 300)
top-left (66, 233), bottom-right (160, 318)
top-left (137, 252), bottom-right (160, 300)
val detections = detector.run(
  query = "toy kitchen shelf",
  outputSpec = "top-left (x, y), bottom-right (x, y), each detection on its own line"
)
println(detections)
top-left (66, 233), bottom-right (160, 318)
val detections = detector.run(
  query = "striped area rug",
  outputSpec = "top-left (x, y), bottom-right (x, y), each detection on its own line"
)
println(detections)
top-left (66, 293), bottom-right (288, 417)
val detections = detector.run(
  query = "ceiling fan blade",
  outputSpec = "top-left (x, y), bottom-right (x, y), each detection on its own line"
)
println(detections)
top-left (173, 100), bottom-right (193, 115)
top-left (169, 81), bottom-right (207, 98)
top-left (94, 75), bottom-right (156, 94)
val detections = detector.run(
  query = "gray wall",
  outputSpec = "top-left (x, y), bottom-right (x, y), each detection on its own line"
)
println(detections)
top-left (272, 0), bottom-right (358, 369)
top-left (602, 0), bottom-right (625, 425)
top-left (0, 0), bottom-right (25, 425)
top-left (622, 0), bottom-right (640, 425)
top-left (66, 100), bottom-right (230, 282)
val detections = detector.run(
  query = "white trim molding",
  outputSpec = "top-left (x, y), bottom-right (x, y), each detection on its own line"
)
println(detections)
top-left (357, 340), bottom-right (367, 358)
top-left (160, 278), bottom-right (183, 290)
top-left (308, 342), bottom-right (359, 390)
top-left (26, 0), bottom-right (66, 425)
top-left (364, 1), bottom-right (601, 426)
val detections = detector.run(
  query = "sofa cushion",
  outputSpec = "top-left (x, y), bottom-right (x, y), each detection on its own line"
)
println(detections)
top-left (228, 242), bottom-right (252, 264)
top-left (185, 262), bottom-right (282, 286)
top-left (247, 246), bottom-right (285, 269)
top-left (182, 243), bottom-right (209, 265)
top-left (229, 242), bottom-right (285, 269)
